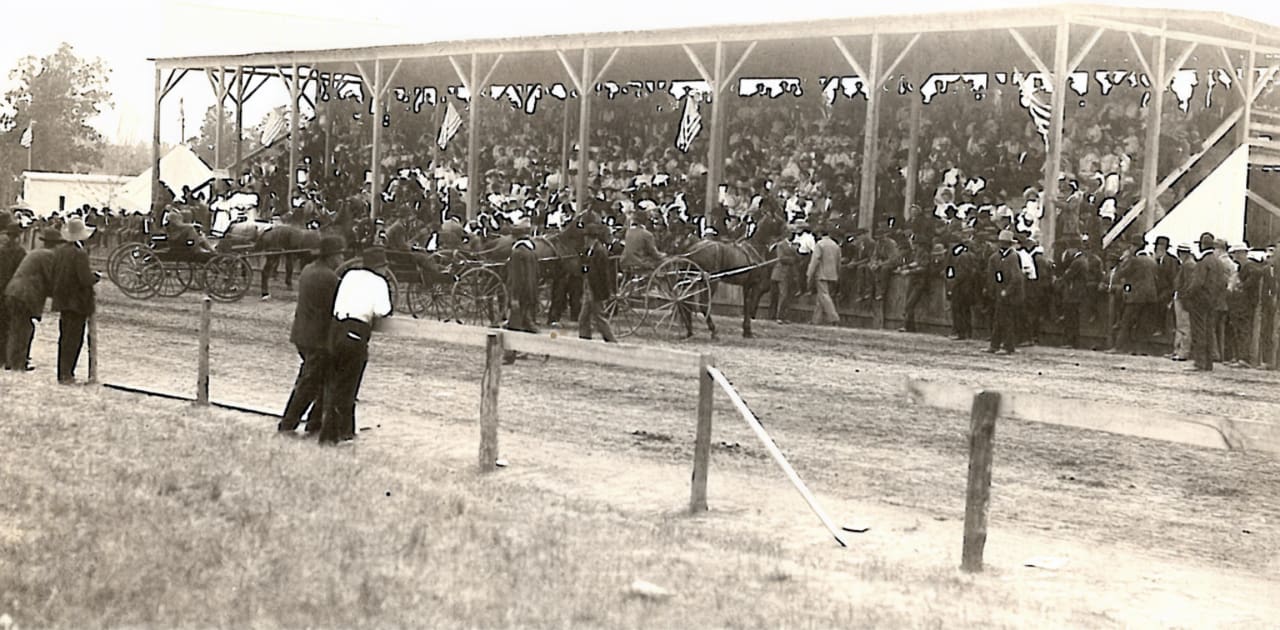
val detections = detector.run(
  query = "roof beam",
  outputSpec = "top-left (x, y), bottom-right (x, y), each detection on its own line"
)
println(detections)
top-left (446, 56), bottom-right (471, 93)
top-left (1126, 31), bottom-right (1153, 77)
top-left (721, 41), bottom-right (757, 95)
top-left (831, 36), bottom-right (868, 83)
top-left (1073, 15), bottom-right (1280, 55)
top-left (377, 59), bottom-right (404, 99)
top-left (879, 33), bottom-right (920, 89)
top-left (1251, 66), bottom-right (1279, 103)
top-left (682, 44), bottom-right (714, 86)
top-left (1162, 42), bottom-right (1197, 87)
top-left (554, 49), bottom-right (583, 92)
top-left (1068, 27), bottom-right (1105, 75)
top-left (160, 68), bottom-right (189, 100)
top-left (592, 48), bottom-right (620, 84)
top-left (1008, 28), bottom-right (1052, 78)
top-left (1220, 46), bottom-right (1248, 98)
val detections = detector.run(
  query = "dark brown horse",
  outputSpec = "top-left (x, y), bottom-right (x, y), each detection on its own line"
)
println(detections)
top-left (679, 237), bottom-right (773, 339)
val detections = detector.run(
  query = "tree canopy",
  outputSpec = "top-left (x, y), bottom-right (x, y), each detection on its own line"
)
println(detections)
top-left (2, 42), bottom-right (113, 174)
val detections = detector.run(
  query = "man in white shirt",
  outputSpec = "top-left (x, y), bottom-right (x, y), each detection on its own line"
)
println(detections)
top-left (319, 246), bottom-right (393, 445)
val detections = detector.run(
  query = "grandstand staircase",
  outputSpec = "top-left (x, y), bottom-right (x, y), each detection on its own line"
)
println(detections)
top-left (1248, 109), bottom-right (1280, 169)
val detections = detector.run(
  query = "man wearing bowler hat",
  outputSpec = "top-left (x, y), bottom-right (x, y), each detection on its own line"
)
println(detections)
top-left (50, 217), bottom-right (100, 383)
top-left (0, 211), bottom-right (26, 364)
top-left (319, 246), bottom-right (393, 445)
top-left (280, 235), bottom-right (346, 435)
top-left (4, 227), bottom-right (63, 371)
top-left (985, 230), bottom-right (1025, 355)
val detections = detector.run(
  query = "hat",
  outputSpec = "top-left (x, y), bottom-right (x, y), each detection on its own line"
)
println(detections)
top-left (1229, 243), bottom-right (1249, 253)
top-left (997, 230), bottom-right (1016, 243)
top-left (1154, 235), bottom-right (1171, 246)
top-left (319, 235), bottom-right (345, 257)
top-left (1176, 243), bottom-right (1192, 253)
top-left (931, 243), bottom-right (946, 256)
top-left (361, 246), bottom-right (388, 269)
top-left (60, 217), bottom-right (96, 242)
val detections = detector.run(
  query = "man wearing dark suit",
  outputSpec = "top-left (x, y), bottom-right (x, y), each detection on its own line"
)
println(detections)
top-left (985, 230), bottom-right (1024, 355)
top-left (0, 213), bottom-right (27, 364)
top-left (944, 235), bottom-right (981, 340)
top-left (4, 228), bottom-right (62, 371)
top-left (1109, 245), bottom-right (1158, 355)
top-left (50, 218), bottom-right (100, 383)
top-left (1183, 233), bottom-right (1228, 371)
top-left (1054, 248), bottom-right (1092, 349)
top-left (505, 220), bottom-right (538, 334)
top-left (280, 236), bottom-right (345, 434)
top-left (620, 213), bottom-right (664, 273)
top-left (1151, 236), bottom-right (1179, 341)
top-left (578, 224), bottom-right (616, 342)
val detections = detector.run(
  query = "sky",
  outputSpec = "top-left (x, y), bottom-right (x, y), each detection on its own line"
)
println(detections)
top-left (3, 0), bottom-right (1280, 150)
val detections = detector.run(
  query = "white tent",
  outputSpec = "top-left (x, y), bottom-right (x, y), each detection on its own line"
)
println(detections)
top-left (1147, 144), bottom-right (1249, 247)
top-left (112, 145), bottom-right (216, 213)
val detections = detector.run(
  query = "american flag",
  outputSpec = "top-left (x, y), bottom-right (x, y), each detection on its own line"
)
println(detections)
top-left (1019, 81), bottom-right (1052, 149)
top-left (261, 107), bottom-right (287, 145)
top-left (19, 125), bottom-right (32, 148)
top-left (674, 95), bottom-right (702, 153)
top-left (437, 101), bottom-right (463, 151)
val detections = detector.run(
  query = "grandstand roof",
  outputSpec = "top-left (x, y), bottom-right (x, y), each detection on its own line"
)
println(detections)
top-left (154, 3), bottom-right (1280, 74)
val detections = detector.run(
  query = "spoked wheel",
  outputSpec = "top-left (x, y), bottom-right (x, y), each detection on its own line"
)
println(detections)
top-left (451, 267), bottom-right (508, 327)
top-left (204, 254), bottom-right (254, 302)
top-left (146, 260), bottom-right (194, 298)
top-left (106, 243), bottom-right (140, 286)
top-left (407, 281), bottom-right (451, 320)
top-left (645, 257), bottom-right (712, 339)
top-left (113, 246), bottom-right (160, 300)
top-left (603, 270), bottom-right (649, 338)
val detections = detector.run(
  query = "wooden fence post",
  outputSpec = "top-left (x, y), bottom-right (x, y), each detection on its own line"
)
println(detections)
top-left (961, 390), bottom-right (1001, 573)
top-left (196, 297), bottom-right (211, 406)
top-left (690, 354), bottom-right (714, 512)
top-left (87, 314), bottom-right (98, 384)
top-left (479, 331), bottom-right (503, 472)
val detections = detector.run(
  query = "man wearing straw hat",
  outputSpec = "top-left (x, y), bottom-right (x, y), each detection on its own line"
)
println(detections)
top-left (51, 217), bottom-right (100, 384)
top-left (4, 227), bottom-right (63, 371)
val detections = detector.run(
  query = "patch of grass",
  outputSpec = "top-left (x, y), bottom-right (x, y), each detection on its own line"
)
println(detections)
top-left (0, 376), bottom-right (1113, 627)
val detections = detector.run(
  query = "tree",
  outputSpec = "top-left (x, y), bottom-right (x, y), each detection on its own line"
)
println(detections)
top-left (188, 103), bottom-right (242, 169)
top-left (1, 42), bottom-right (113, 173)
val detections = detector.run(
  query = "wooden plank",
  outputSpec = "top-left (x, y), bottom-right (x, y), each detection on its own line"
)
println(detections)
top-left (707, 366), bottom-right (848, 547)
top-left (1249, 138), bottom-right (1280, 152)
top-left (1250, 121), bottom-right (1280, 135)
top-left (690, 354), bottom-right (714, 512)
top-left (1008, 28), bottom-right (1052, 78)
top-left (379, 317), bottom-right (702, 375)
top-left (479, 331), bottom-right (502, 472)
top-left (831, 36), bottom-right (868, 83)
top-left (197, 297), bottom-right (211, 406)
top-left (1042, 19), bottom-right (1069, 254)
top-left (1141, 33), bottom-right (1167, 232)
top-left (1246, 189), bottom-right (1280, 220)
top-left (961, 391), bottom-right (1001, 573)
top-left (906, 379), bottom-right (1280, 457)
top-left (858, 32), bottom-right (882, 231)
top-left (1249, 153), bottom-right (1280, 167)
top-left (1252, 109), bottom-right (1280, 121)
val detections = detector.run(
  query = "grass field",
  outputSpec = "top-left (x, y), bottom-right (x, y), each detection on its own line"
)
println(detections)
top-left (1, 282), bottom-right (1278, 627)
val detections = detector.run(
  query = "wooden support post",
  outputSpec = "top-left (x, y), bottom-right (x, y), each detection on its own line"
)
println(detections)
top-left (197, 297), bottom-right (211, 406)
top-left (213, 68), bottom-right (224, 197)
top-left (466, 55), bottom-right (481, 221)
top-left (479, 331), bottom-right (503, 472)
top-left (575, 49), bottom-right (594, 216)
top-left (690, 354), bottom-right (715, 512)
top-left (1043, 21), bottom-right (1069, 256)
top-left (560, 89), bottom-right (571, 191)
top-left (1272, 278), bottom-right (1280, 370)
top-left (1142, 33), bottom-right (1168, 231)
top-left (370, 59), bottom-right (383, 222)
top-left (704, 42), bottom-right (726, 221)
top-left (288, 62), bottom-right (300, 203)
top-left (87, 314), bottom-right (98, 384)
top-left (151, 66), bottom-right (162, 214)
top-left (961, 390), bottom-right (1001, 573)
top-left (234, 67), bottom-right (244, 180)
top-left (858, 33), bottom-right (882, 230)
top-left (904, 94), bottom-right (921, 216)
top-left (1240, 38), bottom-right (1256, 147)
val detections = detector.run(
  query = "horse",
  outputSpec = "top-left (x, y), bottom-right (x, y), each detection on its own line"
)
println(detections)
top-left (675, 237), bottom-right (773, 339)
top-left (468, 230), bottom-right (584, 325)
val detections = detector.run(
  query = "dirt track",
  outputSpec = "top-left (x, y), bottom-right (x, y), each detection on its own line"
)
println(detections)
top-left (27, 283), bottom-right (1280, 581)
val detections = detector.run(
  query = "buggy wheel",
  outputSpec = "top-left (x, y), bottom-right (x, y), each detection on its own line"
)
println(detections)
top-left (407, 281), bottom-right (451, 320)
top-left (106, 243), bottom-right (138, 286)
top-left (451, 267), bottom-right (508, 327)
top-left (146, 260), bottom-right (194, 298)
top-left (603, 270), bottom-right (648, 338)
top-left (113, 246), bottom-right (160, 300)
top-left (204, 255), bottom-right (254, 302)
top-left (645, 257), bottom-right (711, 339)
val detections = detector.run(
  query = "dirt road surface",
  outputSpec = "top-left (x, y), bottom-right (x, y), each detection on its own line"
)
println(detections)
top-left (20, 284), bottom-right (1280, 625)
